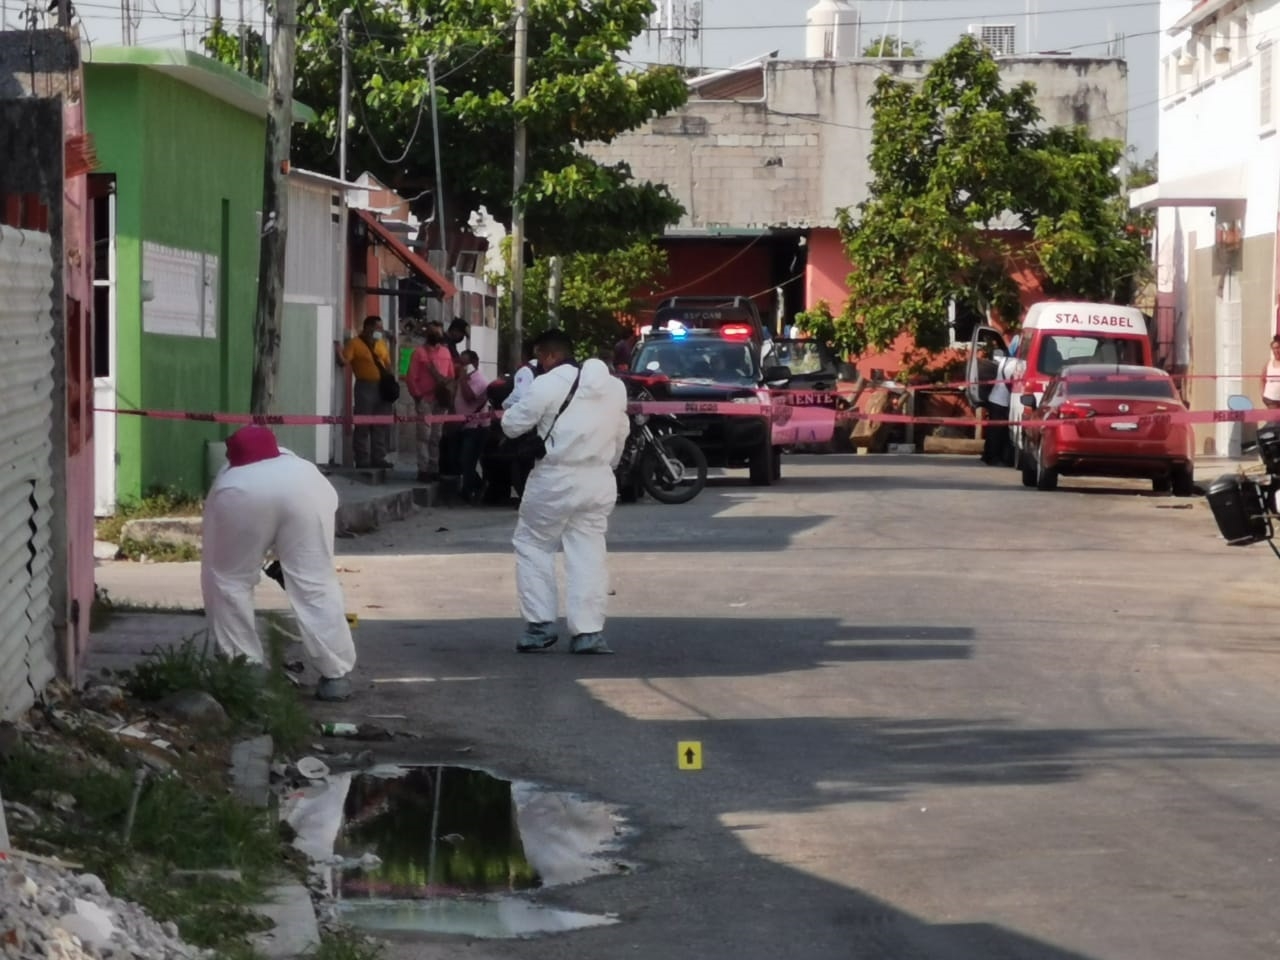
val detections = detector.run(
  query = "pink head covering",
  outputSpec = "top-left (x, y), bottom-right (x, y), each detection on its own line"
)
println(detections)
top-left (225, 426), bottom-right (281, 467)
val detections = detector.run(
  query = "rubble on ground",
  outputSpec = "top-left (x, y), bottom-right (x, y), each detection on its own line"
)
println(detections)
top-left (0, 856), bottom-right (209, 960)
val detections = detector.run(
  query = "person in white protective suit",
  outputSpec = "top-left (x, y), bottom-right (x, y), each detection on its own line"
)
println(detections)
top-left (501, 329), bottom-right (630, 654)
top-left (201, 425), bottom-right (357, 700)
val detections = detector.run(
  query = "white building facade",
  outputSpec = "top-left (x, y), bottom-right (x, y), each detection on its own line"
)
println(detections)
top-left (1132, 0), bottom-right (1280, 456)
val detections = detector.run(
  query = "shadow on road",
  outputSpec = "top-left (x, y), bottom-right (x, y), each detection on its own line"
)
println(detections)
top-left (343, 613), bottom-right (1280, 960)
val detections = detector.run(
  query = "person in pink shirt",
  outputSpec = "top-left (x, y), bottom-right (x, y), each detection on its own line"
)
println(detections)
top-left (406, 320), bottom-right (456, 482)
top-left (454, 349), bottom-right (491, 503)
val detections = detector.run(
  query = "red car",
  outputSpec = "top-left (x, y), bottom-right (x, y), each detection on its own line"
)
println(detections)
top-left (1019, 363), bottom-right (1195, 495)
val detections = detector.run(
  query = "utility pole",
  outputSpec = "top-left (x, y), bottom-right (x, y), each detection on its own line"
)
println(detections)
top-left (249, 0), bottom-right (298, 415)
top-left (428, 54), bottom-right (447, 274)
top-left (547, 256), bottom-right (563, 327)
top-left (339, 9), bottom-right (350, 181)
top-left (508, 0), bottom-right (529, 368)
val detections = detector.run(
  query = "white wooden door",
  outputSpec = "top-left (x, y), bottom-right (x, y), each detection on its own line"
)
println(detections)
top-left (93, 191), bottom-right (117, 516)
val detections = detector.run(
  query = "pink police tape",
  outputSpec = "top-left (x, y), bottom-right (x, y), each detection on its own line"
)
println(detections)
top-left (94, 400), bottom-right (1276, 434)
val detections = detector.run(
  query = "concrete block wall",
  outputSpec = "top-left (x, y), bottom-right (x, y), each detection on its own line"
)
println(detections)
top-left (589, 56), bottom-right (1128, 232)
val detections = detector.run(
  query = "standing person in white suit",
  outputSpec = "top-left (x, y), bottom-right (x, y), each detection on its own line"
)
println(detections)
top-left (201, 425), bottom-right (357, 700)
top-left (501, 329), bottom-right (630, 654)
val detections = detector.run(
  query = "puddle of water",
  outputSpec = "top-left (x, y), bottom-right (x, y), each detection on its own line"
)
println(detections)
top-left (335, 898), bottom-right (619, 938)
top-left (283, 764), bottom-right (626, 939)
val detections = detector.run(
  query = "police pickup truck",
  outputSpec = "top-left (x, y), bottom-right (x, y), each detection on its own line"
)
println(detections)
top-left (623, 324), bottom-right (787, 485)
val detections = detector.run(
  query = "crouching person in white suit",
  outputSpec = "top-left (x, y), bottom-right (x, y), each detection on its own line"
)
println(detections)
top-left (501, 329), bottom-right (630, 654)
top-left (201, 425), bottom-right (357, 700)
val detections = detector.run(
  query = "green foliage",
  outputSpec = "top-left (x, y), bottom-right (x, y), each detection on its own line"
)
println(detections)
top-left (203, 18), bottom-right (266, 81)
top-left (122, 629), bottom-right (312, 750)
top-left (0, 741), bottom-right (279, 957)
top-left (862, 35), bottom-right (922, 57)
top-left (207, 0), bottom-right (688, 253)
top-left (500, 240), bottom-right (668, 356)
top-left (834, 35), bottom-right (1149, 358)
top-left (95, 487), bottom-right (203, 544)
top-left (308, 930), bottom-right (385, 960)
top-left (792, 300), bottom-right (837, 345)
top-left (117, 538), bottom-right (202, 563)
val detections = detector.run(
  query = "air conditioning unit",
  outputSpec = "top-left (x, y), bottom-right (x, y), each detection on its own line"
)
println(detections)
top-left (968, 23), bottom-right (1016, 57)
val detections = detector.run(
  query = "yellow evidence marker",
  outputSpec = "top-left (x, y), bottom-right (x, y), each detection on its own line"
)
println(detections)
top-left (345, 613), bottom-right (359, 627)
top-left (677, 741), bottom-right (703, 771)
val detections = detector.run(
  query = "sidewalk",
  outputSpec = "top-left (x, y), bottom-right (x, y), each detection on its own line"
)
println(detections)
top-left (325, 466), bottom-right (435, 537)
top-left (1194, 455), bottom-right (1256, 485)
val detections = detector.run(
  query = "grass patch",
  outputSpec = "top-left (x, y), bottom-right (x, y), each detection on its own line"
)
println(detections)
top-left (309, 930), bottom-right (385, 960)
top-left (0, 747), bottom-right (279, 876)
top-left (122, 630), bottom-right (312, 753)
top-left (96, 487), bottom-right (203, 544)
top-left (117, 537), bottom-right (202, 563)
top-left (0, 743), bottom-right (282, 958)
top-left (128, 875), bottom-right (273, 949)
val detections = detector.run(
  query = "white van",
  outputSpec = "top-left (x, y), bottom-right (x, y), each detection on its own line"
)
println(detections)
top-left (965, 301), bottom-right (1152, 461)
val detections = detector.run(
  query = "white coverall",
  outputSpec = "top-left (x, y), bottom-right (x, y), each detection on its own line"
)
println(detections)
top-left (501, 358), bottom-right (630, 637)
top-left (201, 450), bottom-right (356, 679)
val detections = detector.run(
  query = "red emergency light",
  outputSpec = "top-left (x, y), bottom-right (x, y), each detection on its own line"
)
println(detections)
top-left (720, 324), bottom-right (752, 341)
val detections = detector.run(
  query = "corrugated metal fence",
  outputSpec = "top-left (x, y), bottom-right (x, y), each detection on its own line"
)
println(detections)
top-left (0, 224), bottom-right (57, 719)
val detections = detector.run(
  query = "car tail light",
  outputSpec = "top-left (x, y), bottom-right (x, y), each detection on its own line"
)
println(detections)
top-left (720, 324), bottom-right (752, 340)
top-left (1056, 402), bottom-right (1095, 420)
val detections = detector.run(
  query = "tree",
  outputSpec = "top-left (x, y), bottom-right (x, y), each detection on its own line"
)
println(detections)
top-left (1126, 150), bottom-right (1158, 190)
top-left (498, 241), bottom-right (669, 357)
top-left (204, 19), bottom-right (265, 81)
top-left (206, 0), bottom-right (689, 254)
top-left (816, 35), bottom-right (1149, 358)
top-left (862, 35), bottom-right (922, 58)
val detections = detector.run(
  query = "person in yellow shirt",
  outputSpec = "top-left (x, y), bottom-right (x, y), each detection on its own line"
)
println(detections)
top-left (340, 315), bottom-right (394, 468)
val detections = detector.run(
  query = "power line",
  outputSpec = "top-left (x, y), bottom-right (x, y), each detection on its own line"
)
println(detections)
top-left (69, 0), bottom-right (1165, 38)
top-left (677, 0), bottom-right (1165, 31)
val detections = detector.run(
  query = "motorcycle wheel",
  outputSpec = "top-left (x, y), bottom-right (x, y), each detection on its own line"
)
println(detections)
top-left (641, 436), bottom-right (708, 505)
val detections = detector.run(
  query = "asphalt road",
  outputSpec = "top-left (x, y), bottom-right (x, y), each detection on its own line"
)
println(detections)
top-left (305, 455), bottom-right (1280, 959)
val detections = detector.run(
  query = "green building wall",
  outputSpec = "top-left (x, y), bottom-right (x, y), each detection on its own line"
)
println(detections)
top-left (85, 62), bottom-right (265, 501)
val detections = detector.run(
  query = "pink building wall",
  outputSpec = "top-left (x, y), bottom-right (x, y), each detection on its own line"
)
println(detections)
top-left (63, 96), bottom-right (96, 682)
top-left (805, 227), bottom-right (1050, 380)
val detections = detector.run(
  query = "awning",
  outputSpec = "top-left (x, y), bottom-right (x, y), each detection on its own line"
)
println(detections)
top-left (1169, 0), bottom-right (1239, 35)
top-left (1128, 164), bottom-right (1249, 210)
top-left (353, 208), bottom-right (457, 299)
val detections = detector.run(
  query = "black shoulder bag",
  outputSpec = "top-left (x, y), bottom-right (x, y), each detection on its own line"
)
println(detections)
top-left (503, 368), bottom-right (581, 462)
top-left (371, 349), bottom-right (401, 404)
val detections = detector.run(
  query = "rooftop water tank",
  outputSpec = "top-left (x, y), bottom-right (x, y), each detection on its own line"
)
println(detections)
top-left (806, 0), bottom-right (861, 60)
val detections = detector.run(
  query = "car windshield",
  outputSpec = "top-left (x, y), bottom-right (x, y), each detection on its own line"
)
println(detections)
top-left (1064, 376), bottom-right (1176, 400)
top-left (633, 338), bottom-right (759, 386)
top-left (1037, 335), bottom-right (1146, 374)
top-left (770, 340), bottom-right (834, 376)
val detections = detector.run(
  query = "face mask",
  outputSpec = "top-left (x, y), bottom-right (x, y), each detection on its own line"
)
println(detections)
top-left (426, 333), bottom-right (443, 344)
top-left (372, 332), bottom-right (384, 341)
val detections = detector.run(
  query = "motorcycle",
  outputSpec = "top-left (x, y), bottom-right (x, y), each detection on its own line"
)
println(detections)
top-left (615, 394), bottom-right (709, 505)
top-left (1207, 395), bottom-right (1280, 556)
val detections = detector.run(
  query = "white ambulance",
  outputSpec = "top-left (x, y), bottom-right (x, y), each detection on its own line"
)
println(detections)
top-left (964, 301), bottom-right (1153, 465)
